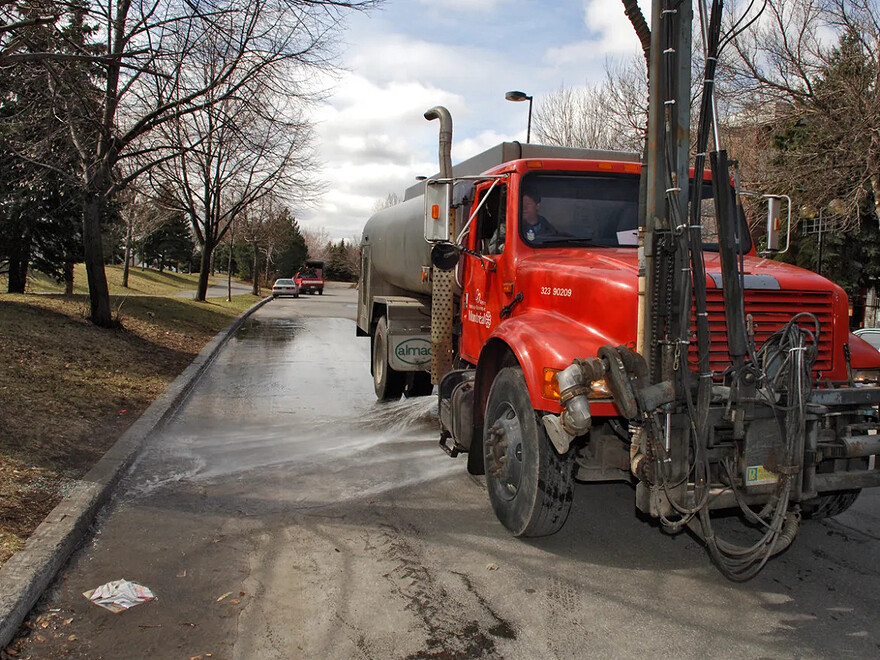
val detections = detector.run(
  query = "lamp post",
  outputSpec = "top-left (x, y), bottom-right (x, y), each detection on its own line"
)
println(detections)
top-left (505, 90), bottom-right (533, 143)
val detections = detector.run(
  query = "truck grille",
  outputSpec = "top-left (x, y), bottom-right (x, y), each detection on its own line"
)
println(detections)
top-left (688, 289), bottom-right (834, 376)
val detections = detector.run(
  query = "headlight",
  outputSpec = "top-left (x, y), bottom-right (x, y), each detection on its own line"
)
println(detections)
top-left (853, 369), bottom-right (880, 386)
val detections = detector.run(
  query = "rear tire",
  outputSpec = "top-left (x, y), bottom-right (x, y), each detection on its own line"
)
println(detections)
top-left (372, 316), bottom-right (404, 401)
top-left (802, 490), bottom-right (860, 519)
top-left (483, 367), bottom-right (575, 537)
top-left (404, 372), bottom-right (433, 398)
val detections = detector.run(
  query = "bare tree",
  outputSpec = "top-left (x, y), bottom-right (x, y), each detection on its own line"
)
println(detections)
top-left (532, 59), bottom-right (647, 153)
top-left (372, 191), bottom-right (401, 212)
top-left (148, 38), bottom-right (321, 301)
top-left (724, 0), bottom-right (880, 229)
top-left (116, 187), bottom-right (179, 287)
top-left (302, 226), bottom-right (331, 262)
top-left (29, 0), bottom-right (373, 326)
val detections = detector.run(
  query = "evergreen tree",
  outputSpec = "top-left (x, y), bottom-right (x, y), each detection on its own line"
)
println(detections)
top-left (141, 214), bottom-right (195, 272)
top-left (271, 215), bottom-right (308, 279)
top-left (0, 1), bottom-right (86, 292)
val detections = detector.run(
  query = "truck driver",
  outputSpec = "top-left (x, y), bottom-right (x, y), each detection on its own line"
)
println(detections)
top-left (521, 188), bottom-right (559, 243)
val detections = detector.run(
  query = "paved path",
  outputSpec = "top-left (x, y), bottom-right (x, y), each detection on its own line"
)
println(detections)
top-left (172, 277), bottom-right (254, 299)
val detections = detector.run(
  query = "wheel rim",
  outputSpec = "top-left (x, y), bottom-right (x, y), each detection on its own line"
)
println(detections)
top-left (487, 404), bottom-right (524, 501)
top-left (374, 330), bottom-right (386, 388)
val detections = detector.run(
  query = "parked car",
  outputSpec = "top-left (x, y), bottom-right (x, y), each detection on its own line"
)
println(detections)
top-left (272, 278), bottom-right (300, 298)
top-left (855, 327), bottom-right (880, 351)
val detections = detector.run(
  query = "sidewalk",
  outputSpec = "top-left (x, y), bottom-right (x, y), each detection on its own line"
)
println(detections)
top-left (172, 277), bottom-right (254, 299)
top-left (0, 296), bottom-right (271, 650)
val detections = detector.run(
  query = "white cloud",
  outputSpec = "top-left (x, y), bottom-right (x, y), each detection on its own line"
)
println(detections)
top-left (547, 0), bottom-right (644, 68)
top-left (296, 1), bottom-right (645, 241)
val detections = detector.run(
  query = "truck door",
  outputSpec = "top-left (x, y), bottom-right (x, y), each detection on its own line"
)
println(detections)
top-left (460, 181), bottom-right (510, 363)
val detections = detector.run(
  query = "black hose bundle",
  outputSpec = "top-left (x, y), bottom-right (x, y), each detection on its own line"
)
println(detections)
top-left (698, 314), bottom-right (817, 580)
top-left (652, 0), bottom-right (807, 580)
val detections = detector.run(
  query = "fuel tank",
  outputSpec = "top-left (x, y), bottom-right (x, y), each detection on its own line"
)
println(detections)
top-left (362, 195), bottom-right (432, 297)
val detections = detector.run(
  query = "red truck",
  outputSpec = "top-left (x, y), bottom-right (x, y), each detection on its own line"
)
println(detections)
top-left (357, 119), bottom-right (880, 577)
top-left (294, 260), bottom-right (324, 295)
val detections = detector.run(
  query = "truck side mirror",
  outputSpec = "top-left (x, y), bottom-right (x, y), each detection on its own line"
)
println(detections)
top-left (424, 179), bottom-right (451, 242)
top-left (431, 242), bottom-right (459, 270)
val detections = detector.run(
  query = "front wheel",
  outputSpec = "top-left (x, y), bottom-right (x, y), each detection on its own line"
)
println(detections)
top-left (372, 316), bottom-right (404, 400)
top-left (802, 490), bottom-right (860, 519)
top-left (483, 367), bottom-right (575, 537)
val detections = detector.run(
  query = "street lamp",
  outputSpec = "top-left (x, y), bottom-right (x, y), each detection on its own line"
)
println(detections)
top-left (505, 90), bottom-right (533, 143)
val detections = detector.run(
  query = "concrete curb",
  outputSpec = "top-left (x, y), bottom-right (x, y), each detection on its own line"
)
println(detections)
top-left (0, 296), bottom-right (273, 648)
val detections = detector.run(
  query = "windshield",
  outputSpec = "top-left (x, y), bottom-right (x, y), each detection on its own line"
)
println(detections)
top-left (519, 172), bottom-right (751, 252)
top-left (275, 279), bottom-right (294, 285)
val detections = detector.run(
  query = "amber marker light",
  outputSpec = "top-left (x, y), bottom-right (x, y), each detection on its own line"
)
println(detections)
top-left (526, 160), bottom-right (544, 169)
top-left (542, 368), bottom-right (561, 400)
top-left (431, 204), bottom-right (440, 220)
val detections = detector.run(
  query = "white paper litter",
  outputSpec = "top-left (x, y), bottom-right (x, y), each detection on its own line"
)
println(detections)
top-left (83, 579), bottom-right (156, 613)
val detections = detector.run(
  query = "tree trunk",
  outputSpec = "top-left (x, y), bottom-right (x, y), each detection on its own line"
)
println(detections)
top-left (872, 173), bottom-right (880, 230)
top-left (82, 191), bottom-right (113, 326)
top-left (6, 229), bottom-right (30, 293)
top-left (122, 219), bottom-right (133, 288)
top-left (227, 222), bottom-right (234, 302)
top-left (195, 238), bottom-right (213, 301)
top-left (251, 242), bottom-right (260, 296)
top-left (64, 261), bottom-right (74, 295)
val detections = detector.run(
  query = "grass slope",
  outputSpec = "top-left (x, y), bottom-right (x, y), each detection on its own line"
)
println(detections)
top-left (3, 263), bottom-right (206, 296)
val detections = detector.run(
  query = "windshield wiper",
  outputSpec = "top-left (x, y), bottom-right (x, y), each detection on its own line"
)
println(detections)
top-left (537, 238), bottom-right (597, 246)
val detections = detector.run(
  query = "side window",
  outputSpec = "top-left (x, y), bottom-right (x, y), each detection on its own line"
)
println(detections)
top-left (475, 183), bottom-right (507, 255)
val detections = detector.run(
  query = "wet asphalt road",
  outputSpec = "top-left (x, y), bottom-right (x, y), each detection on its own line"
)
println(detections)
top-left (15, 281), bottom-right (880, 659)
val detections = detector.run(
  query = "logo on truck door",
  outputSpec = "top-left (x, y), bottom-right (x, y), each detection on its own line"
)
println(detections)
top-left (465, 288), bottom-right (492, 328)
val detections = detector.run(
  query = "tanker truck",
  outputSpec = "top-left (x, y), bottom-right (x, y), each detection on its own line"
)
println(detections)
top-left (356, 110), bottom-right (880, 578)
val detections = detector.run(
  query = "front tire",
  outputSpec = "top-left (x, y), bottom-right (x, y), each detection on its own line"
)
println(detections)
top-left (372, 316), bottom-right (404, 401)
top-left (483, 367), bottom-right (575, 537)
top-left (802, 490), bottom-right (860, 519)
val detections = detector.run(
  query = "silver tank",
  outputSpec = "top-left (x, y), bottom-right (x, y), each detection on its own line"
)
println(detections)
top-left (362, 195), bottom-right (432, 297)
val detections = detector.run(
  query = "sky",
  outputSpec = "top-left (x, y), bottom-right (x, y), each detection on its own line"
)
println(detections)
top-left (296, 0), bottom-right (648, 241)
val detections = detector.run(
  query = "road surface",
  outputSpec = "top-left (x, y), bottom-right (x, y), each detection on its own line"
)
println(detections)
top-left (13, 281), bottom-right (880, 658)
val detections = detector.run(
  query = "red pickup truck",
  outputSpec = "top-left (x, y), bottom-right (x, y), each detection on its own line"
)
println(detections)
top-left (294, 260), bottom-right (324, 295)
